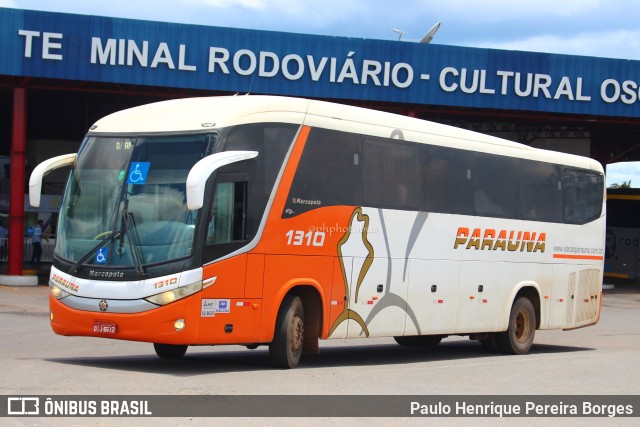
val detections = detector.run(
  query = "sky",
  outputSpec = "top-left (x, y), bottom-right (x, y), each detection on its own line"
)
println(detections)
top-left (2, 0), bottom-right (639, 185)
top-left (3, 0), bottom-right (640, 60)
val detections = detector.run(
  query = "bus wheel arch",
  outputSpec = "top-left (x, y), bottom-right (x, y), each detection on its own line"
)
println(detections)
top-left (269, 285), bottom-right (323, 368)
top-left (496, 287), bottom-right (540, 355)
top-left (512, 285), bottom-right (541, 330)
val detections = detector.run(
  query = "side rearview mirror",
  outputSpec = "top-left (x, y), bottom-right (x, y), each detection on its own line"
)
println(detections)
top-left (29, 153), bottom-right (77, 207)
top-left (186, 151), bottom-right (258, 210)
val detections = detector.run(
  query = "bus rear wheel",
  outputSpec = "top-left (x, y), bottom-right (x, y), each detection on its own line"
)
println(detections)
top-left (153, 343), bottom-right (188, 359)
top-left (269, 295), bottom-right (304, 369)
top-left (496, 297), bottom-right (536, 355)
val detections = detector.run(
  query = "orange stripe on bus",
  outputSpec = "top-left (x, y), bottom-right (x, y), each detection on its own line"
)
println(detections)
top-left (606, 194), bottom-right (640, 201)
top-left (269, 125), bottom-right (311, 216)
top-left (603, 272), bottom-right (629, 279)
top-left (552, 253), bottom-right (604, 260)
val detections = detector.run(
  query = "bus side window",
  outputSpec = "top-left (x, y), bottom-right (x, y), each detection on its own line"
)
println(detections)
top-left (284, 128), bottom-right (362, 217)
top-left (473, 152), bottom-right (518, 218)
top-left (520, 160), bottom-right (563, 223)
top-left (207, 181), bottom-right (248, 245)
top-left (362, 137), bottom-right (419, 210)
top-left (421, 145), bottom-right (474, 215)
top-left (563, 169), bottom-right (604, 224)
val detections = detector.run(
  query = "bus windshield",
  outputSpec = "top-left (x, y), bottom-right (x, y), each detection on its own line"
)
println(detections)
top-left (56, 134), bottom-right (214, 269)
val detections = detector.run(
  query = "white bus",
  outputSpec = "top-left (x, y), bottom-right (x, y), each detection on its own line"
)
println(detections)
top-left (30, 95), bottom-right (606, 368)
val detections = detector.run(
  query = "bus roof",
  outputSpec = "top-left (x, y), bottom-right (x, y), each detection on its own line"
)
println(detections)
top-left (89, 95), bottom-right (601, 172)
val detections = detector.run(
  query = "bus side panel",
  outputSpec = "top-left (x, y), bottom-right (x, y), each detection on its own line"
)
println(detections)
top-left (405, 259), bottom-right (460, 336)
top-left (549, 264), bottom-right (602, 329)
top-left (202, 254), bottom-right (247, 298)
top-left (548, 264), bottom-right (575, 329)
top-left (245, 254), bottom-right (265, 299)
top-left (455, 261), bottom-right (508, 334)
top-left (327, 256), bottom-right (348, 339)
top-left (197, 254), bottom-right (264, 344)
top-left (344, 257), bottom-right (408, 338)
top-left (574, 268), bottom-right (601, 325)
top-left (257, 254), bottom-right (333, 343)
top-left (318, 208), bottom-right (421, 339)
top-left (456, 262), bottom-right (552, 334)
top-left (195, 297), bottom-right (263, 345)
top-left (252, 205), bottom-right (357, 342)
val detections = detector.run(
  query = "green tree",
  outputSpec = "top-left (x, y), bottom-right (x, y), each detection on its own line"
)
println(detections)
top-left (609, 180), bottom-right (632, 189)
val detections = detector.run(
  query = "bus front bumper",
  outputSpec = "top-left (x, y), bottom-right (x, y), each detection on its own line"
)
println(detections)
top-left (49, 293), bottom-right (201, 345)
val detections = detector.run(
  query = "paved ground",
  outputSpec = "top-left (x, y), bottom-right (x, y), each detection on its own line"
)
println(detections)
top-left (0, 272), bottom-right (639, 426)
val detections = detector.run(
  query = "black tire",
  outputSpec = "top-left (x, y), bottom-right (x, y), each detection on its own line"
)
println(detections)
top-left (495, 297), bottom-right (536, 355)
top-left (269, 295), bottom-right (304, 369)
top-left (393, 336), bottom-right (414, 346)
top-left (412, 335), bottom-right (443, 348)
top-left (153, 343), bottom-right (188, 359)
top-left (394, 335), bottom-right (443, 348)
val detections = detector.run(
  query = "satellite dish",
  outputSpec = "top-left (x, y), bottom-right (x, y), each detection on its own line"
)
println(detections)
top-left (420, 22), bottom-right (441, 44)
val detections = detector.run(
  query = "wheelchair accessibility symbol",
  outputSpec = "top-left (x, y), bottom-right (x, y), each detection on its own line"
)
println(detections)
top-left (127, 162), bottom-right (150, 185)
top-left (96, 248), bottom-right (108, 264)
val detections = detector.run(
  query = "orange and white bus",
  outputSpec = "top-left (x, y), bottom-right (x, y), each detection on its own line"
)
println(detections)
top-left (30, 95), bottom-right (606, 368)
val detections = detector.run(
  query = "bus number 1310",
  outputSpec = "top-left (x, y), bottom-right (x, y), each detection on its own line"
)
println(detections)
top-left (285, 230), bottom-right (326, 247)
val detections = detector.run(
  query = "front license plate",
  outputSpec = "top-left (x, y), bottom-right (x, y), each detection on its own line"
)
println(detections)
top-left (93, 321), bottom-right (117, 334)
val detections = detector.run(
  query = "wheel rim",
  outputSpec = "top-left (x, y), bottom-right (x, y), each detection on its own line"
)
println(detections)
top-left (290, 315), bottom-right (304, 352)
top-left (514, 310), bottom-right (531, 343)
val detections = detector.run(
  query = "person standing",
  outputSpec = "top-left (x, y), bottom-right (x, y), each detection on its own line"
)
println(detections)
top-left (31, 220), bottom-right (48, 268)
top-left (0, 221), bottom-right (7, 261)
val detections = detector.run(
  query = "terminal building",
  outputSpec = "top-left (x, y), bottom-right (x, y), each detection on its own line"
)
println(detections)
top-left (1, 7), bottom-right (640, 277)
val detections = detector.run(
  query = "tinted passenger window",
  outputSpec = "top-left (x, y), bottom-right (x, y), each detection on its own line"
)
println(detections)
top-left (202, 174), bottom-right (250, 262)
top-left (284, 126), bottom-right (603, 225)
top-left (421, 145), bottom-right (474, 215)
top-left (206, 181), bottom-right (248, 245)
top-left (363, 138), bottom-right (420, 210)
top-left (224, 123), bottom-right (297, 198)
top-left (520, 160), bottom-right (563, 222)
top-left (473, 153), bottom-right (519, 218)
top-left (564, 169), bottom-right (604, 224)
top-left (285, 128), bottom-right (362, 217)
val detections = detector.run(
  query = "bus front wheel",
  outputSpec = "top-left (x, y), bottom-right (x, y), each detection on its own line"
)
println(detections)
top-left (496, 297), bottom-right (536, 355)
top-left (153, 343), bottom-right (188, 359)
top-left (269, 295), bottom-right (304, 369)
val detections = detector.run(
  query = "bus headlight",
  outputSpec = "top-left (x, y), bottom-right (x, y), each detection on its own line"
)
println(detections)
top-left (50, 284), bottom-right (70, 300)
top-left (145, 282), bottom-right (202, 306)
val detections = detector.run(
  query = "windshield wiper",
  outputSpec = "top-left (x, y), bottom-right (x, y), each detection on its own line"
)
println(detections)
top-left (123, 211), bottom-right (146, 276)
top-left (120, 194), bottom-right (147, 277)
top-left (69, 230), bottom-right (121, 274)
